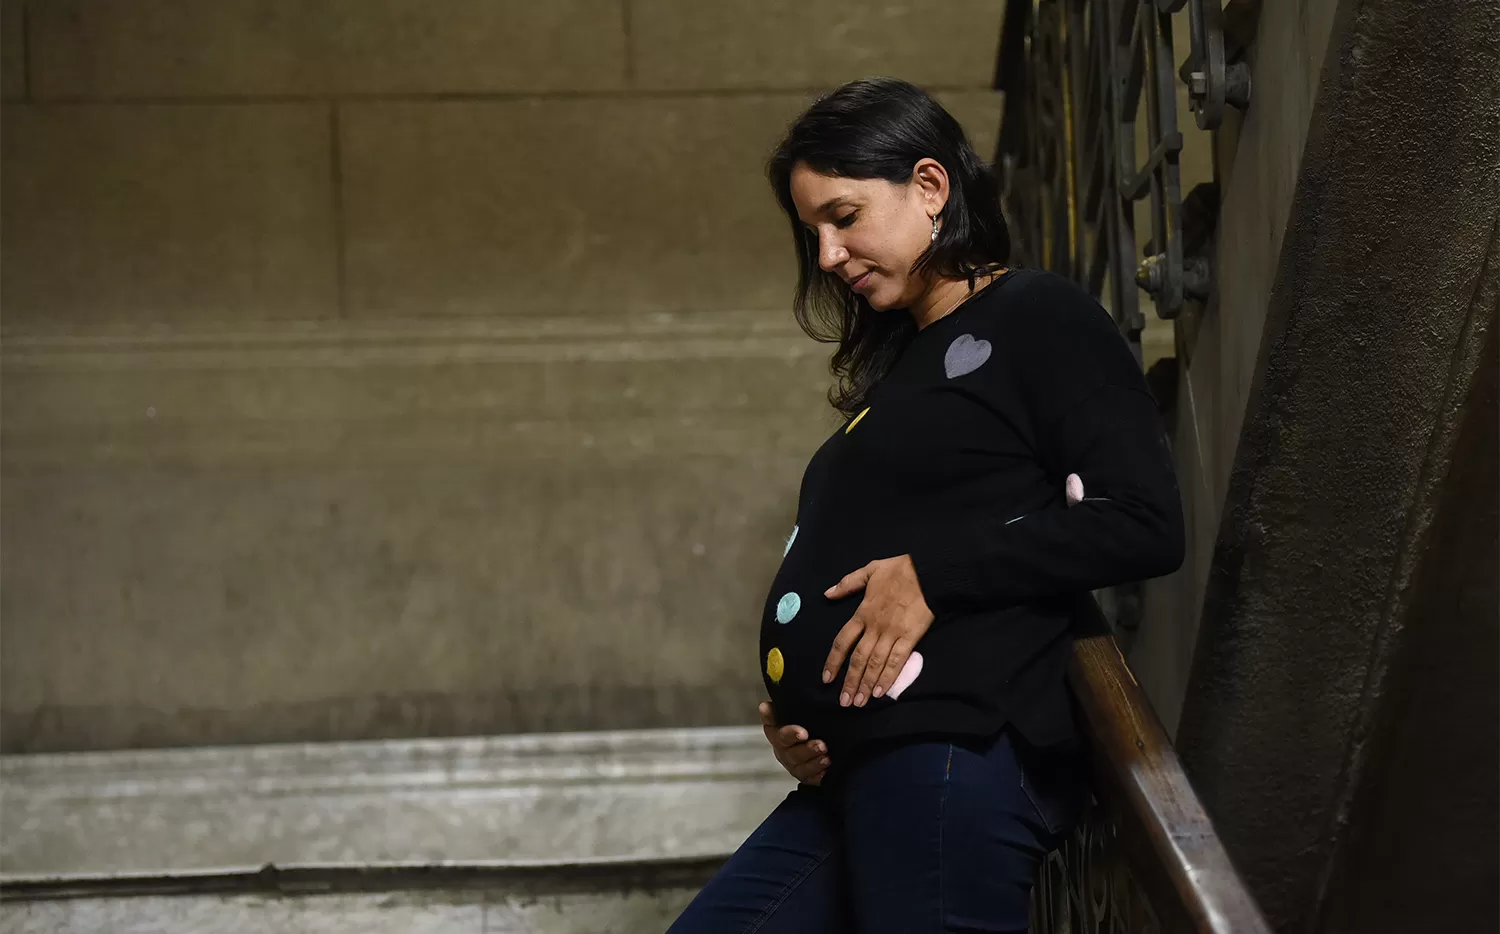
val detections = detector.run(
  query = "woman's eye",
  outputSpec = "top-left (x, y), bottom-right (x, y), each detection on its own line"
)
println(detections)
top-left (835, 213), bottom-right (857, 229)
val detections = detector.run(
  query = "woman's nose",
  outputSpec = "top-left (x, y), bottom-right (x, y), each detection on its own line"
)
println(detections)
top-left (817, 235), bottom-right (848, 272)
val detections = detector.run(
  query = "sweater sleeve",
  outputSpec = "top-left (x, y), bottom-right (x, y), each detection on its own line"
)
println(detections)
top-left (908, 274), bottom-right (1186, 614)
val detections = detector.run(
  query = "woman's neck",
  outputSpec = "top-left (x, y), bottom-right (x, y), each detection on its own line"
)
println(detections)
top-left (909, 270), bottom-right (1000, 330)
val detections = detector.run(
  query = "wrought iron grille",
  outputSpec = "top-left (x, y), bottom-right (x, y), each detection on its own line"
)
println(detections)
top-left (996, 0), bottom-right (1247, 357)
top-left (997, 6), bottom-right (1256, 932)
top-left (1030, 799), bottom-right (1164, 934)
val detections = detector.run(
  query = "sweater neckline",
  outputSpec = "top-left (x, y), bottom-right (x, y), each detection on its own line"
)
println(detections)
top-left (918, 266), bottom-right (1020, 333)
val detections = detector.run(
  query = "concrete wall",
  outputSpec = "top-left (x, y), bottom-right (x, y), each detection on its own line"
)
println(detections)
top-left (1167, 0), bottom-right (1500, 926)
top-left (0, 0), bottom-right (1005, 752)
top-left (1315, 330), bottom-right (1498, 934)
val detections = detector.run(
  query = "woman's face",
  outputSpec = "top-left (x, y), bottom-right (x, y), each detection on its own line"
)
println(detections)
top-left (789, 160), bottom-right (948, 312)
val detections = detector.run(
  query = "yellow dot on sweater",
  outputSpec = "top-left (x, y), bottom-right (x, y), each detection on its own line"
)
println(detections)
top-left (845, 407), bottom-right (871, 434)
top-left (766, 648), bottom-right (785, 683)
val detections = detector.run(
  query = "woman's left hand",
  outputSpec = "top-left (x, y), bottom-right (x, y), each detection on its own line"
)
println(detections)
top-left (822, 555), bottom-right (935, 707)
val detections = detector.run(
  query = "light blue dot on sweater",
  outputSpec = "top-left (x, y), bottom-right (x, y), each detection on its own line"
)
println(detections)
top-left (784, 525), bottom-right (798, 556)
top-left (776, 592), bottom-right (801, 624)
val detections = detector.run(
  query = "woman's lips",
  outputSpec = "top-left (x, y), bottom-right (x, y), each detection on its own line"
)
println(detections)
top-left (850, 271), bottom-right (873, 292)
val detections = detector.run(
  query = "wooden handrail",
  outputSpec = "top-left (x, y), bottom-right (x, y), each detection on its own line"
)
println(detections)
top-left (1063, 634), bottom-right (1272, 934)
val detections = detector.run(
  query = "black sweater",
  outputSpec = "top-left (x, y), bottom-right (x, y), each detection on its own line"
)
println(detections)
top-left (758, 269), bottom-right (1185, 762)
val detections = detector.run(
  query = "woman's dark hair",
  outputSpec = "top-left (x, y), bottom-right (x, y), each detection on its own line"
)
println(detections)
top-left (768, 77), bottom-right (1010, 416)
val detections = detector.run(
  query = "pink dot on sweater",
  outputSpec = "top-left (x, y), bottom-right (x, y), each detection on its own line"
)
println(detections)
top-left (1065, 473), bottom-right (1085, 506)
top-left (887, 652), bottom-right (924, 700)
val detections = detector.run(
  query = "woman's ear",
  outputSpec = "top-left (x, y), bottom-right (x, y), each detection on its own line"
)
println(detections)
top-left (912, 158), bottom-right (951, 216)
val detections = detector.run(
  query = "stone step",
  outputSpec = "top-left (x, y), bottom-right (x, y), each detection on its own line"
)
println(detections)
top-left (1, 726), bottom-right (789, 877)
top-left (0, 859), bottom-right (721, 934)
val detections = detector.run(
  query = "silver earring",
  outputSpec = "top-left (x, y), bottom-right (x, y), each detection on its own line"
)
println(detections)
top-left (931, 216), bottom-right (940, 242)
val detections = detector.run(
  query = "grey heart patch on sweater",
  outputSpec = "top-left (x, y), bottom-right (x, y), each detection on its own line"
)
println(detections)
top-left (944, 334), bottom-right (992, 378)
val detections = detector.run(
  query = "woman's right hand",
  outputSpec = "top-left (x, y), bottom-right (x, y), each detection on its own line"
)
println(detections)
top-left (759, 701), bottom-right (831, 786)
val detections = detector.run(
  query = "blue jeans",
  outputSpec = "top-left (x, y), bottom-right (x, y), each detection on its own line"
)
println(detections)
top-left (667, 729), bottom-right (1088, 934)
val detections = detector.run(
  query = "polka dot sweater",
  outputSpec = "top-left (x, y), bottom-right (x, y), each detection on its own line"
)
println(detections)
top-left (759, 269), bottom-right (1185, 763)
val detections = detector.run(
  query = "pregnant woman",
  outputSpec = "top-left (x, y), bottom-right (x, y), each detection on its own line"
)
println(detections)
top-left (668, 77), bottom-right (1184, 934)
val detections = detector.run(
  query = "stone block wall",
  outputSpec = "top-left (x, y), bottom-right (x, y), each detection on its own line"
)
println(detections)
top-left (0, 0), bottom-right (1004, 751)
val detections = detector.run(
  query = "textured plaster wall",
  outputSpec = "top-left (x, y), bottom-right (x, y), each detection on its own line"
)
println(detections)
top-left (1171, 0), bottom-right (1500, 927)
top-left (0, 1), bottom-right (1006, 751)
top-left (1315, 331), bottom-right (1498, 934)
